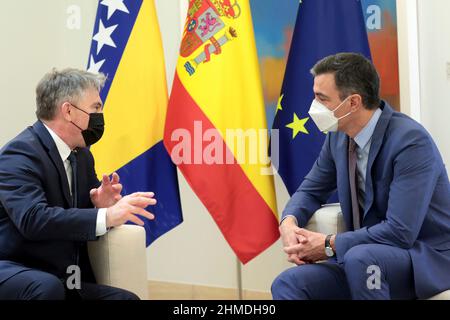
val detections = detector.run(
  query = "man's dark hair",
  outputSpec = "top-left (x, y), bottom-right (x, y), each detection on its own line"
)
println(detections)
top-left (311, 52), bottom-right (381, 110)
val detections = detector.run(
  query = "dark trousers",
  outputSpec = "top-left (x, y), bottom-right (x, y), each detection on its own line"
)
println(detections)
top-left (0, 264), bottom-right (139, 300)
top-left (271, 244), bottom-right (416, 300)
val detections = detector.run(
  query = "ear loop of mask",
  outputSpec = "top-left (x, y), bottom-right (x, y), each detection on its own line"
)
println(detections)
top-left (70, 103), bottom-right (90, 115)
top-left (68, 104), bottom-right (86, 132)
top-left (332, 96), bottom-right (353, 120)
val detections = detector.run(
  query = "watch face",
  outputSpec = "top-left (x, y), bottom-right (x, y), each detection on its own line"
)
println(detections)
top-left (325, 247), bottom-right (334, 257)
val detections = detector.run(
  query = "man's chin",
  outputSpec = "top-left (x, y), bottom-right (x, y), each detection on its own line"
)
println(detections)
top-left (77, 141), bottom-right (87, 149)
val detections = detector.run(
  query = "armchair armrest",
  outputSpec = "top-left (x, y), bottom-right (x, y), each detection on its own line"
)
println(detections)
top-left (305, 203), bottom-right (346, 235)
top-left (87, 225), bottom-right (148, 299)
top-left (427, 291), bottom-right (450, 300)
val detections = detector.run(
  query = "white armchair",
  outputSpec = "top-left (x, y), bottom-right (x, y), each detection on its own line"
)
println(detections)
top-left (87, 225), bottom-right (149, 299)
top-left (306, 204), bottom-right (450, 300)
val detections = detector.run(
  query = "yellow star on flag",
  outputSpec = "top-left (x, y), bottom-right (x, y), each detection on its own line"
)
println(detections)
top-left (276, 94), bottom-right (284, 114)
top-left (286, 113), bottom-right (309, 139)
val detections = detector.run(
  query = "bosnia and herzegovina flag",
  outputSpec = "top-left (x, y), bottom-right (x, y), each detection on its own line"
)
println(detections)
top-left (164, 0), bottom-right (279, 264)
top-left (272, 0), bottom-right (372, 196)
top-left (87, 0), bottom-right (182, 245)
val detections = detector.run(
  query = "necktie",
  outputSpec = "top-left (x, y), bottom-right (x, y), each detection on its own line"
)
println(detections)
top-left (68, 151), bottom-right (78, 208)
top-left (68, 151), bottom-right (81, 267)
top-left (348, 138), bottom-right (361, 230)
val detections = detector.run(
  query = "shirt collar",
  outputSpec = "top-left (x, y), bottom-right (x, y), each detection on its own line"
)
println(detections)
top-left (354, 108), bottom-right (382, 149)
top-left (43, 123), bottom-right (72, 162)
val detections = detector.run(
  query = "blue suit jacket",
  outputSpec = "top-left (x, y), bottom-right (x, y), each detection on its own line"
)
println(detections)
top-left (0, 121), bottom-right (100, 285)
top-left (283, 102), bottom-right (450, 298)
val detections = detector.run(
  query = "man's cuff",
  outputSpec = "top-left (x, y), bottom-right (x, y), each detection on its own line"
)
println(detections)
top-left (280, 215), bottom-right (298, 226)
top-left (95, 208), bottom-right (108, 236)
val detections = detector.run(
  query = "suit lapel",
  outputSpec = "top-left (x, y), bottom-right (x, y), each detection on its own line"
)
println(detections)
top-left (363, 102), bottom-right (394, 219)
top-left (31, 121), bottom-right (72, 206)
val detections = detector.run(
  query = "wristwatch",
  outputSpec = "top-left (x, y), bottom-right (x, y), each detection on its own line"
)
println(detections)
top-left (325, 234), bottom-right (335, 257)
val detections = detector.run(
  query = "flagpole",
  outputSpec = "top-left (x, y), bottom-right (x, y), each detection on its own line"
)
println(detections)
top-left (236, 257), bottom-right (243, 300)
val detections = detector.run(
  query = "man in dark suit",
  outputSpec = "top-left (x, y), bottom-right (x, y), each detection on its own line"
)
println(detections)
top-left (0, 68), bottom-right (156, 300)
top-left (272, 53), bottom-right (450, 300)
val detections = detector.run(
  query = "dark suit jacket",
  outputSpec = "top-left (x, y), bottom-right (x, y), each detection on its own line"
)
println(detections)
top-left (283, 102), bottom-right (450, 299)
top-left (0, 120), bottom-right (100, 285)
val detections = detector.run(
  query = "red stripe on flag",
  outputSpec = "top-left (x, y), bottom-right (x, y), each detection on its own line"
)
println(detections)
top-left (164, 73), bottom-right (280, 264)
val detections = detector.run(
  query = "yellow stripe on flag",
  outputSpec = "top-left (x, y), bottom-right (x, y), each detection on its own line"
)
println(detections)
top-left (91, 0), bottom-right (168, 177)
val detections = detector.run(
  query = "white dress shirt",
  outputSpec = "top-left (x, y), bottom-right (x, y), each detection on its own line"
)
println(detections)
top-left (43, 124), bottom-right (107, 236)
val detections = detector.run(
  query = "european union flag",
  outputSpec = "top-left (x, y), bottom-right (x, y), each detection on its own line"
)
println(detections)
top-left (272, 0), bottom-right (372, 196)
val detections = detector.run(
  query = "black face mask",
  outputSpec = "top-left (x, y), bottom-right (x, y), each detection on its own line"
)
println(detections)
top-left (70, 104), bottom-right (105, 146)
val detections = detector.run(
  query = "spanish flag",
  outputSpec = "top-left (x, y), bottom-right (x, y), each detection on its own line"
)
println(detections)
top-left (164, 0), bottom-right (279, 263)
top-left (87, 0), bottom-right (183, 245)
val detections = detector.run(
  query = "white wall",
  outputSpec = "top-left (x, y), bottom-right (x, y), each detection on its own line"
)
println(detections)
top-left (416, 0), bottom-right (450, 168)
top-left (397, 0), bottom-right (450, 171)
top-left (396, 0), bottom-right (421, 122)
top-left (0, 0), bottom-right (97, 144)
top-left (0, 0), bottom-right (448, 294)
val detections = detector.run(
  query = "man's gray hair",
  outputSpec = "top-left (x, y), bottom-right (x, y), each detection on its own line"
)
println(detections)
top-left (35, 68), bottom-right (106, 120)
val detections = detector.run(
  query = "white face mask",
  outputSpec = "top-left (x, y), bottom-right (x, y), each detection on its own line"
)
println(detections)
top-left (308, 96), bottom-right (352, 133)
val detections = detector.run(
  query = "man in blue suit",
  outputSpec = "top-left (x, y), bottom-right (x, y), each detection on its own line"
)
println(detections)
top-left (0, 68), bottom-right (156, 300)
top-left (272, 53), bottom-right (450, 300)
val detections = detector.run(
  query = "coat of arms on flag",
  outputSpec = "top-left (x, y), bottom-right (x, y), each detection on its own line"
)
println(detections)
top-left (181, 0), bottom-right (241, 75)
